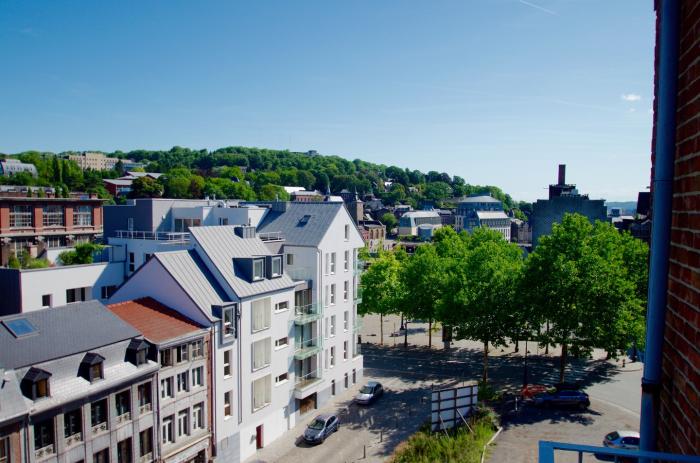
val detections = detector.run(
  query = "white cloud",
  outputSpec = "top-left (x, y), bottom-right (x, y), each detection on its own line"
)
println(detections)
top-left (621, 94), bottom-right (641, 102)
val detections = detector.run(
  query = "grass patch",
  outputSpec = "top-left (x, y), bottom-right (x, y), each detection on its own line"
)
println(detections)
top-left (389, 408), bottom-right (498, 463)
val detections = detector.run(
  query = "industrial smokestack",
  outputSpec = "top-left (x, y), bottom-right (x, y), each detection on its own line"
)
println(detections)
top-left (558, 164), bottom-right (566, 185)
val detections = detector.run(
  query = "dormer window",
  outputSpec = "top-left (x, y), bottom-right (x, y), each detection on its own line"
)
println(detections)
top-left (253, 259), bottom-right (264, 281)
top-left (20, 367), bottom-right (51, 400)
top-left (271, 257), bottom-right (282, 277)
top-left (80, 353), bottom-right (105, 383)
top-left (127, 339), bottom-right (150, 366)
top-left (222, 304), bottom-right (238, 338)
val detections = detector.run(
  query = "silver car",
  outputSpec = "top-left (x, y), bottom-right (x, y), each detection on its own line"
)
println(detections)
top-left (603, 430), bottom-right (640, 450)
top-left (303, 414), bottom-right (339, 444)
top-left (355, 381), bottom-right (384, 405)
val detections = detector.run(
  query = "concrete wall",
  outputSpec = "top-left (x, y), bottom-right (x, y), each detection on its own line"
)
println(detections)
top-left (531, 196), bottom-right (607, 246)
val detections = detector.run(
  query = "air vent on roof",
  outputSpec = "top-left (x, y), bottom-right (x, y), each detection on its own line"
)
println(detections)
top-left (298, 215), bottom-right (311, 226)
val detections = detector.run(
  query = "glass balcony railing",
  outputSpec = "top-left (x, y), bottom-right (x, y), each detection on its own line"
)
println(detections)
top-left (295, 370), bottom-right (322, 389)
top-left (353, 259), bottom-right (366, 275)
top-left (353, 317), bottom-right (363, 332)
top-left (352, 342), bottom-right (362, 357)
top-left (538, 440), bottom-right (700, 463)
top-left (294, 303), bottom-right (322, 325)
top-left (286, 266), bottom-right (313, 282)
top-left (294, 337), bottom-right (322, 360)
top-left (353, 286), bottom-right (363, 304)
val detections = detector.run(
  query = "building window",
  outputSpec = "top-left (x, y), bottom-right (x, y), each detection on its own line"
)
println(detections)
top-left (331, 379), bottom-right (336, 396)
top-left (223, 350), bottom-right (232, 377)
top-left (64, 408), bottom-right (82, 441)
top-left (344, 281), bottom-right (349, 301)
top-left (0, 437), bottom-right (9, 463)
top-left (344, 250), bottom-right (349, 271)
top-left (9, 205), bottom-right (32, 228)
top-left (330, 253), bottom-right (336, 274)
top-left (160, 349), bottom-right (172, 367)
top-left (42, 205), bottom-right (64, 227)
top-left (271, 257), bottom-right (282, 277)
top-left (223, 305), bottom-right (236, 337)
top-left (160, 377), bottom-right (173, 399)
top-left (137, 383), bottom-right (152, 412)
top-left (252, 338), bottom-right (271, 371)
top-left (324, 349), bottom-right (329, 369)
top-left (73, 206), bottom-right (93, 226)
top-left (192, 403), bottom-right (204, 430)
top-left (80, 353), bottom-right (104, 383)
top-left (177, 410), bottom-right (189, 438)
top-left (139, 428), bottom-right (153, 458)
top-left (117, 438), bottom-right (131, 463)
top-left (344, 341), bottom-right (348, 360)
top-left (176, 371), bottom-right (189, 393)
top-left (115, 390), bottom-right (131, 418)
top-left (274, 301), bottom-right (288, 312)
top-left (345, 372), bottom-right (349, 388)
top-left (21, 367), bottom-right (51, 400)
top-left (41, 294), bottom-right (52, 308)
top-left (324, 285), bottom-right (329, 307)
top-left (274, 337), bottom-right (288, 349)
top-left (192, 367), bottom-right (204, 388)
top-left (330, 284), bottom-right (336, 304)
top-left (175, 344), bottom-right (189, 363)
top-left (252, 375), bottom-right (271, 411)
top-left (224, 391), bottom-right (232, 418)
top-left (324, 318), bottom-right (329, 339)
top-left (93, 448), bottom-right (109, 463)
top-left (66, 287), bottom-right (89, 304)
top-left (45, 235), bottom-right (65, 248)
top-left (34, 417), bottom-right (55, 453)
top-left (286, 254), bottom-right (293, 265)
top-left (100, 285), bottom-right (116, 300)
top-left (330, 315), bottom-right (336, 337)
top-left (191, 340), bottom-right (203, 358)
top-left (90, 399), bottom-right (108, 429)
top-left (325, 253), bottom-right (330, 274)
top-left (252, 299), bottom-right (270, 332)
top-left (253, 259), bottom-right (264, 280)
top-left (275, 372), bottom-right (288, 385)
top-left (128, 252), bottom-right (135, 273)
top-left (162, 416), bottom-right (174, 444)
top-left (344, 311), bottom-right (349, 331)
top-left (345, 224), bottom-right (350, 240)
top-left (330, 347), bottom-right (336, 367)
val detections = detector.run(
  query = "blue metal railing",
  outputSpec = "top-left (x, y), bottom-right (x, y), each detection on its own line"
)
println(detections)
top-left (539, 441), bottom-right (700, 463)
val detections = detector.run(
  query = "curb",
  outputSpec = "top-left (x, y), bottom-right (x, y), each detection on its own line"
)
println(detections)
top-left (480, 426), bottom-right (503, 463)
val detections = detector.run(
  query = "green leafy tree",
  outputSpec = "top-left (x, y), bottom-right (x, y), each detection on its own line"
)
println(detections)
top-left (380, 212), bottom-right (397, 230)
top-left (359, 249), bottom-right (405, 345)
top-left (258, 184), bottom-right (290, 201)
top-left (521, 214), bottom-right (648, 382)
top-left (130, 176), bottom-right (163, 198)
top-left (7, 253), bottom-right (20, 269)
top-left (58, 243), bottom-right (105, 265)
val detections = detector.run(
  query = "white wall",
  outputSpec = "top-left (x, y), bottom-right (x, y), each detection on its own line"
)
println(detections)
top-left (20, 262), bottom-right (124, 311)
top-left (108, 238), bottom-right (192, 277)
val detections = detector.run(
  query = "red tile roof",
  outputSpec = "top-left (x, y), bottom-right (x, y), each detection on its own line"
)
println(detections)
top-left (108, 297), bottom-right (204, 344)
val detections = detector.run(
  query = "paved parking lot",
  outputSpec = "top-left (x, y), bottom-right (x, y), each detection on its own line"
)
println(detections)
top-left (246, 315), bottom-right (643, 463)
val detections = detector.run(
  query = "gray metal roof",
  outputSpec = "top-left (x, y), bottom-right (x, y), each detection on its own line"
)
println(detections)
top-left (257, 202), bottom-right (344, 247)
top-left (190, 226), bottom-right (297, 299)
top-left (0, 301), bottom-right (140, 369)
top-left (0, 369), bottom-right (27, 422)
top-left (459, 195), bottom-right (501, 203)
top-left (155, 250), bottom-right (228, 320)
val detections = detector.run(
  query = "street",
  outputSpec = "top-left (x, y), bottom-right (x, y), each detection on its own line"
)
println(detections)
top-left (245, 315), bottom-right (642, 463)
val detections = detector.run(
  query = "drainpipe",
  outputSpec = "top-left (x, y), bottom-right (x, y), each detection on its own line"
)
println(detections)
top-left (640, 0), bottom-right (680, 455)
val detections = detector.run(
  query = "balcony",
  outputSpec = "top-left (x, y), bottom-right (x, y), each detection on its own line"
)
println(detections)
top-left (538, 441), bottom-right (700, 463)
top-left (353, 342), bottom-right (362, 358)
top-left (258, 231), bottom-right (284, 242)
top-left (353, 317), bottom-right (363, 332)
top-left (114, 230), bottom-right (190, 242)
top-left (354, 259), bottom-right (366, 275)
top-left (64, 432), bottom-right (82, 447)
top-left (139, 453), bottom-right (153, 463)
top-left (294, 337), bottom-right (322, 360)
top-left (294, 370), bottom-right (323, 398)
top-left (139, 403), bottom-right (152, 414)
top-left (294, 303), bottom-right (322, 325)
top-left (91, 421), bottom-right (108, 435)
top-left (353, 286), bottom-right (363, 304)
top-left (34, 444), bottom-right (55, 460)
top-left (116, 412), bottom-right (131, 423)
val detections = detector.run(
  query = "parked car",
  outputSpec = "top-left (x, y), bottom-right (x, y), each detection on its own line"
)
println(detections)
top-left (603, 430), bottom-right (640, 450)
top-left (534, 389), bottom-right (590, 409)
top-left (303, 414), bottom-right (339, 444)
top-left (355, 381), bottom-right (384, 405)
top-left (521, 384), bottom-right (549, 400)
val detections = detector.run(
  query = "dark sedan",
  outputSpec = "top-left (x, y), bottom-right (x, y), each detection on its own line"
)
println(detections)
top-left (534, 389), bottom-right (590, 409)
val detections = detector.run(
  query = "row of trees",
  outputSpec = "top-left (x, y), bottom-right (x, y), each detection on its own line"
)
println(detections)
top-left (359, 214), bottom-right (648, 384)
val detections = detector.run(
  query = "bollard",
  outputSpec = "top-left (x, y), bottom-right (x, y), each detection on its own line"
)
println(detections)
top-left (363, 444), bottom-right (366, 459)
top-left (515, 396), bottom-right (518, 412)
top-left (380, 430), bottom-right (383, 442)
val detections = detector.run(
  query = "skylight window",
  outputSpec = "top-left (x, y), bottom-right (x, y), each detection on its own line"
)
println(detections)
top-left (298, 215), bottom-right (311, 226)
top-left (3, 318), bottom-right (37, 338)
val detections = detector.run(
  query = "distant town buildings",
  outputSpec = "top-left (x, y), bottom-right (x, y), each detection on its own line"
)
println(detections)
top-left (103, 172), bottom-right (163, 197)
top-left (0, 159), bottom-right (38, 178)
top-left (68, 152), bottom-right (134, 171)
top-left (398, 210), bottom-right (442, 237)
top-left (531, 165), bottom-right (607, 246)
top-left (455, 194), bottom-right (511, 240)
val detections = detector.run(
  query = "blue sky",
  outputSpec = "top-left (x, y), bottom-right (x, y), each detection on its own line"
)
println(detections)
top-left (0, 0), bottom-right (654, 202)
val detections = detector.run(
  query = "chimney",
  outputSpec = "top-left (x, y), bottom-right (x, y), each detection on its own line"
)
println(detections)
top-left (558, 164), bottom-right (566, 185)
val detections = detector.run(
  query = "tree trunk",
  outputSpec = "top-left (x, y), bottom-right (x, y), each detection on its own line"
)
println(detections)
top-left (404, 315), bottom-right (408, 349)
top-left (482, 340), bottom-right (489, 384)
top-left (428, 319), bottom-right (432, 349)
top-left (380, 313), bottom-right (383, 346)
top-left (545, 321), bottom-right (550, 355)
top-left (559, 342), bottom-right (567, 383)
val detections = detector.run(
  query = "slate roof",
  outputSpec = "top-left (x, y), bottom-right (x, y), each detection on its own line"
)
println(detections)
top-left (190, 226), bottom-right (297, 299)
top-left (108, 297), bottom-right (205, 344)
top-left (155, 250), bottom-right (228, 319)
top-left (476, 211), bottom-right (510, 220)
top-left (402, 211), bottom-right (441, 218)
top-left (0, 369), bottom-right (27, 422)
top-left (256, 202), bottom-right (343, 247)
top-left (460, 195), bottom-right (501, 203)
top-left (0, 301), bottom-right (140, 369)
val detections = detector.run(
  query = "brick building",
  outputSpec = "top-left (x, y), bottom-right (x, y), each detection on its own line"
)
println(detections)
top-left (648, 0), bottom-right (700, 456)
top-left (0, 194), bottom-right (104, 266)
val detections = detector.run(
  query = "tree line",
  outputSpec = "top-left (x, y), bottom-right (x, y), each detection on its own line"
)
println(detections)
top-left (359, 213), bottom-right (648, 384)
